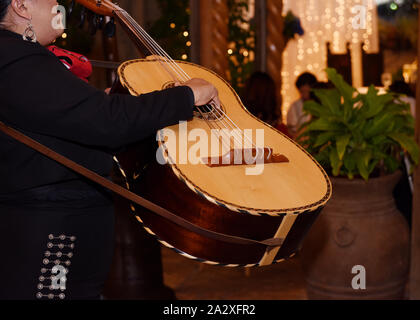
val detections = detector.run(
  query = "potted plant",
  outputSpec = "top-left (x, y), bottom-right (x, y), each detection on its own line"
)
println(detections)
top-left (298, 68), bottom-right (419, 300)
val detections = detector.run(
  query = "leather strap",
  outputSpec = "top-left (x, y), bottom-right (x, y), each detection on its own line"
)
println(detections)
top-left (0, 121), bottom-right (284, 249)
top-left (89, 60), bottom-right (121, 70)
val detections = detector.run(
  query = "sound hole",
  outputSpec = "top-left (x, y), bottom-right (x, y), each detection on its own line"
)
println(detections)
top-left (194, 104), bottom-right (225, 121)
top-left (162, 81), bottom-right (224, 121)
top-left (163, 81), bottom-right (176, 89)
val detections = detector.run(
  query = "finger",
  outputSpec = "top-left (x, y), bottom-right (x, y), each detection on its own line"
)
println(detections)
top-left (212, 95), bottom-right (221, 110)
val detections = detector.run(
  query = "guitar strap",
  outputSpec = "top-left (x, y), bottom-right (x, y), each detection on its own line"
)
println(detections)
top-left (0, 121), bottom-right (284, 250)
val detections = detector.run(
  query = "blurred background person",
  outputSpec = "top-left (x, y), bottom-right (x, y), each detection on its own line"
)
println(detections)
top-left (389, 80), bottom-right (416, 118)
top-left (241, 71), bottom-right (290, 137)
top-left (287, 72), bottom-right (318, 138)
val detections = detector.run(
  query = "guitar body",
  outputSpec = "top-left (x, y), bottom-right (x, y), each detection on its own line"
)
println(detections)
top-left (116, 59), bottom-right (332, 266)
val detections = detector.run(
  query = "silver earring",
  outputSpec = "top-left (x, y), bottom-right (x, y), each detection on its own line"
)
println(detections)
top-left (22, 22), bottom-right (37, 43)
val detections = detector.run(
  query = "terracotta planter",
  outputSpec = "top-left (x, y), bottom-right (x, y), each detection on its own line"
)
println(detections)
top-left (301, 171), bottom-right (410, 299)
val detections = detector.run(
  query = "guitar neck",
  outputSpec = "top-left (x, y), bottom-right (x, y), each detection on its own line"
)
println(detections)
top-left (112, 8), bottom-right (182, 82)
top-left (112, 9), bottom-right (151, 57)
top-left (74, 0), bottom-right (163, 56)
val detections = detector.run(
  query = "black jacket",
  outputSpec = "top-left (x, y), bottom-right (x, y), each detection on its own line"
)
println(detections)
top-left (0, 29), bottom-right (194, 196)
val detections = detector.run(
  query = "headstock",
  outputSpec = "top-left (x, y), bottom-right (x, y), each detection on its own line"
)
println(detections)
top-left (68, 0), bottom-right (119, 37)
top-left (66, 0), bottom-right (141, 51)
top-left (74, 0), bottom-right (116, 17)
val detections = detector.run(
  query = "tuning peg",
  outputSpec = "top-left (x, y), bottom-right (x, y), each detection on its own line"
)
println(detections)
top-left (67, 0), bottom-right (75, 19)
top-left (88, 13), bottom-right (98, 35)
top-left (97, 15), bottom-right (105, 30)
top-left (105, 18), bottom-right (116, 38)
top-left (79, 6), bottom-right (86, 28)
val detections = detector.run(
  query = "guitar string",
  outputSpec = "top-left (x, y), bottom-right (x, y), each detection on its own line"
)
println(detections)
top-left (124, 11), bottom-right (260, 152)
top-left (118, 9), bottom-right (264, 162)
top-left (117, 11), bottom-right (235, 155)
top-left (119, 12), bottom-right (240, 136)
top-left (118, 10), bottom-right (241, 154)
top-left (120, 10), bottom-right (265, 161)
top-left (120, 11), bottom-right (261, 156)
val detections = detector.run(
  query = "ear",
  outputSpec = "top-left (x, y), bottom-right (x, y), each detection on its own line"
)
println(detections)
top-left (10, 0), bottom-right (31, 20)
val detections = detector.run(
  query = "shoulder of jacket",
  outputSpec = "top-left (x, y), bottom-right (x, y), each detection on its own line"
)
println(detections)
top-left (0, 36), bottom-right (52, 68)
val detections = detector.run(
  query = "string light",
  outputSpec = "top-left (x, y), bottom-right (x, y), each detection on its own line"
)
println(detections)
top-left (281, 0), bottom-right (379, 121)
top-left (390, 2), bottom-right (398, 11)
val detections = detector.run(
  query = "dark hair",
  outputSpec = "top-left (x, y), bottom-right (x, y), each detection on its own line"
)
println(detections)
top-left (241, 71), bottom-right (279, 125)
top-left (0, 0), bottom-right (12, 29)
top-left (0, 0), bottom-right (11, 27)
top-left (309, 81), bottom-right (334, 103)
top-left (295, 72), bottom-right (318, 89)
top-left (389, 80), bottom-right (415, 98)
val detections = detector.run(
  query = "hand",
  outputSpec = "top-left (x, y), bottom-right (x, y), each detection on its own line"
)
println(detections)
top-left (181, 78), bottom-right (221, 109)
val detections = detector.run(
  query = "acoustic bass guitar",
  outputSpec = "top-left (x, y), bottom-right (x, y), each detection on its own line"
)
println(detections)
top-left (75, 0), bottom-right (332, 267)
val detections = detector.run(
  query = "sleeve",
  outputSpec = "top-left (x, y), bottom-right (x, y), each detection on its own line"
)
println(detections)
top-left (287, 102), bottom-right (299, 135)
top-left (0, 53), bottom-right (195, 149)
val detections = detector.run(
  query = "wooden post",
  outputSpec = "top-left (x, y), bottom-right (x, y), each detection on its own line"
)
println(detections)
top-left (266, 0), bottom-right (285, 110)
top-left (409, 8), bottom-right (420, 300)
top-left (115, 0), bottom-right (146, 60)
top-left (255, 0), bottom-right (267, 72)
top-left (190, 0), bottom-right (201, 64)
top-left (195, 0), bottom-right (229, 79)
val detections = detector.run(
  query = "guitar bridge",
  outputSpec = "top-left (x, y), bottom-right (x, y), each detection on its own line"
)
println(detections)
top-left (203, 147), bottom-right (289, 167)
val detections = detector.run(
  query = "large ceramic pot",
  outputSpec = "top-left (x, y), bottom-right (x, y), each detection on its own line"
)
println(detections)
top-left (301, 171), bottom-right (410, 299)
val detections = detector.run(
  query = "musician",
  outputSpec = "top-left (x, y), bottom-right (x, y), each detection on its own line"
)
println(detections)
top-left (0, 0), bottom-right (220, 300)
top-left (241, 72), bottom-right (290, 138)
top-left (287, 72), bottom-right (318, 139)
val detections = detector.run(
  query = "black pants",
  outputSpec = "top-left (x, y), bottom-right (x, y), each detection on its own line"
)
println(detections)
top-left (0, 194), bottom-right (115, 300)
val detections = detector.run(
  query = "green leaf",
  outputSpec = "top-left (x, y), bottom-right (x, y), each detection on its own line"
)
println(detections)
top-left (370, 134), bottom-right (388, 146)
top-left (385, 101), bottom-right (410, 114)
top-left (362, 85), bottom-right (394, 119)
top-left (306, 118), bottom-right (341, 132)
top-left (325, 68), bottom-right (355, 104)
top-left (388, 132), bottom-right (420, 165)
top-left (336, 134), bottom-right (352, 161)
top-left (342, 100), bottom-right (354, 122)
top-left (312, 89), bottom-right (342, 116)
top-left (314, 132), bottom-right (337, 147)
top-left (368, 159), bottom-right (380, 175)
top-left (302, 68), bottom-right (419, 178)
top-left (363, 112), bottom-right (394, 138)
top-left (344, 152), bottom-right (357, 179)
top-left (384, 155), bottom-right (401, 173)
top-left (356, 151), bottom-right (372, 181)
top-left (303, 100), bottom-right (331, 118)
top-left (329, 147), bottom-right (342, 176)
top-left (393, 117), bottom-right (415, 138)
